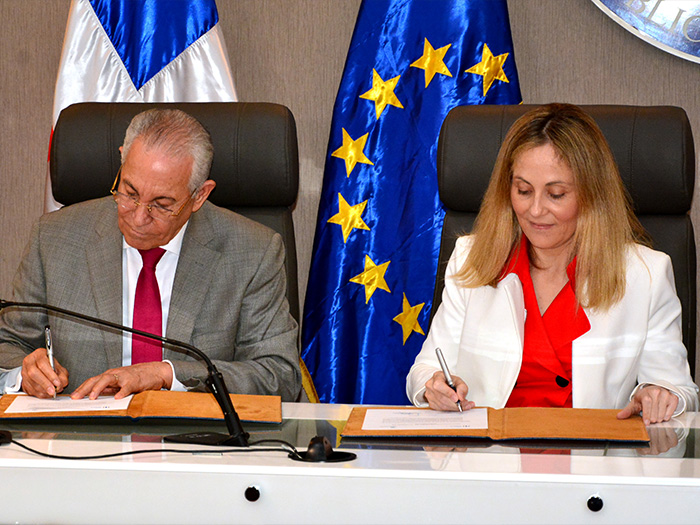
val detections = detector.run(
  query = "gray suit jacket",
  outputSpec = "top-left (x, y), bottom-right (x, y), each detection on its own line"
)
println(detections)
top-left (0, 197), bottom-right (301, 400)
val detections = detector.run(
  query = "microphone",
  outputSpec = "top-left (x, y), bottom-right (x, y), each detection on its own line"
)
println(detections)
top-left (0, 299), bottom-right (249, 447)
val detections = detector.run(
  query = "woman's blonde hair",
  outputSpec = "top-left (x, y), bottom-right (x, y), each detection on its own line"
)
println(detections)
top-left (456, 103), bottom-right (648, 310)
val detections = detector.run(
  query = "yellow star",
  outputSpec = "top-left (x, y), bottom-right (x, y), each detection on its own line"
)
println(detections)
top-left (331, 128), bottom-right (374, 177)
top-left (410, 38), bottom-right (453, 87)
top-left (392, 293), bottom-right (426, 345)
top-left (359, 69), bottom-right (404, 119)
top-left (327, 193), bottom-right (370, 243)
top-left (465, 43), bottom-right (510, 96)
top-left (350, 255), bottom-right (391, 303)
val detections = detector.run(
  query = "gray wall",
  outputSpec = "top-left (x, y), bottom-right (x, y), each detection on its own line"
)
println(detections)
top-left (1, 0), bottom-right (699, 373)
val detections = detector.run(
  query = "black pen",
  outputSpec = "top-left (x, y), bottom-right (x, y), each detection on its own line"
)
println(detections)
top-left (44, 325), bottom-right (56, 399)
top-left (435, 347), bottom-right (462, 412)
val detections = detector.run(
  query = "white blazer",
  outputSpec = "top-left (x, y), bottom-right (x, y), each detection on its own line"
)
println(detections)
top-left (407, 237), bottom-right (699, 414)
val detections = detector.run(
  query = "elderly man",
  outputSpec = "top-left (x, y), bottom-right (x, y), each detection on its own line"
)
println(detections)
top-left (0, 109), bottom-right (301, 400)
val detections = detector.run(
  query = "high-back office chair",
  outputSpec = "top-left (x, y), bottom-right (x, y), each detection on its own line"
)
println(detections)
top-left (434, 104), bottom-right (696, 376)
top-left (51, 102), bottom-right (300, 320)
top-left (51, 101), bottom-right (316, 400)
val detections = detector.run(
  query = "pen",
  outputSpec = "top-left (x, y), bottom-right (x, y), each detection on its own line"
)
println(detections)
top-left (435, 347), bottom-right (462, 412)
top-left (44, 325), bottom-right (56, 399)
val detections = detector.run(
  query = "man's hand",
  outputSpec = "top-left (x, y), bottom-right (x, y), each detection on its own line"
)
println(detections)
top-left (21, 347), bottom-right (69, 398)
top-left (617, 385), bottom-right (679, 425)
top-left (424, 371), bottom-right (475, 412)
top-left (70, 362), bottom-right (173, 400)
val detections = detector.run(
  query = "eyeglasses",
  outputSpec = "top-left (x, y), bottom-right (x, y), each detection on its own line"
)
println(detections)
top-left (110, 166), bottom-right (198, 221)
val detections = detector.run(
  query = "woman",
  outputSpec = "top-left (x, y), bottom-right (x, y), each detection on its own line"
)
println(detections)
top-left (406, 103), bottom-right (698, 425)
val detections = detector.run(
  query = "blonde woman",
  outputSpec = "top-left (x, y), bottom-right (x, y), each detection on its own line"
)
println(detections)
top-left (407, 103), bottom-right (698, 425)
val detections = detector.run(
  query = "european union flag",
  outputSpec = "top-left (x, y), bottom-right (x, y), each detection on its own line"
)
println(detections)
top-left (302, 0), bottom-right (522, 404)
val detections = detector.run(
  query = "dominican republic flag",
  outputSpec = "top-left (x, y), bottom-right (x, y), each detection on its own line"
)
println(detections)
top-left (46, 0), bottom-right (237, 209)
top-left (302, 0), bottom-right (522, 404)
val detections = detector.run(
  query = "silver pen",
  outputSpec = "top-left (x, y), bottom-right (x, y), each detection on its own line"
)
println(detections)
top-left (435, 347), bottom-right (462, 412)
top-left (44, 325), bottom-right (56, 399)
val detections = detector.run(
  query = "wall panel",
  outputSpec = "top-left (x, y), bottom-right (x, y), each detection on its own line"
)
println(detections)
top-left (0, 0), bottom-right (69, 300)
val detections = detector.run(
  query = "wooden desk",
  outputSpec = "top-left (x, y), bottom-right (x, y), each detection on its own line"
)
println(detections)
top-left (0, 402), bottom-right (698, 524)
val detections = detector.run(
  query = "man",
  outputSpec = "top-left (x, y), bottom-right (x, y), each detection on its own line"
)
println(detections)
top-left (0, 109), bottom-right (301, 401)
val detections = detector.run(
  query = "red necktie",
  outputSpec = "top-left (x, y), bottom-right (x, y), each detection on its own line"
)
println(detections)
top-left (132, 248), bottom-right (166, 364)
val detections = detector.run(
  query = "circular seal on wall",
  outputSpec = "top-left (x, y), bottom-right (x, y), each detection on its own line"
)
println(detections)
top-left (591, 0), bottom-right (700, 64)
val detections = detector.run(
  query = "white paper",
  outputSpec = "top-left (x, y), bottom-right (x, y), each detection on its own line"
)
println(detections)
top-left (4, 395), bottom-right (133, 414)
top-left (362, 408), bottom-right (488, 431)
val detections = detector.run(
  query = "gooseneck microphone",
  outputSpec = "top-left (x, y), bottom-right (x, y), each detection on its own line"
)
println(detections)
top-left (0, 299), bottom-right (249, 447)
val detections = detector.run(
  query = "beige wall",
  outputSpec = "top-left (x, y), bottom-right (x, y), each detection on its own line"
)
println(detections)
top-left (0, 1), bottom-right (69, 299)
top-left (1, 0), bottom-right (700, 372)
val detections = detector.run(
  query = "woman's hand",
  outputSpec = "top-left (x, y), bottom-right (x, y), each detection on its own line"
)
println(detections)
top-left (423, 371), bottom-right (475, 411)
top-left (617, 385), bottom-right (679, 425)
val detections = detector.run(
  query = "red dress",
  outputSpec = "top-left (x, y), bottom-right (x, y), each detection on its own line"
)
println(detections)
top-left (504, 239), bottom-right (591, 408)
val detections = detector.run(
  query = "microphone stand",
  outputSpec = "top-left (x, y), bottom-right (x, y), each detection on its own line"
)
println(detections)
top-left (0, 299), bottom-right (249, 447)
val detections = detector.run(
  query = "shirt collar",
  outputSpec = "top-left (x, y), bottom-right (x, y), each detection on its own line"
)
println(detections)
top-left (122, 220), bottom-right (189, 256)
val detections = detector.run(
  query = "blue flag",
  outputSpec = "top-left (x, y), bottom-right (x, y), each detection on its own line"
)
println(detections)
top-left (302, 0), bottom-right (522, 404)
top-left (88, 0), bottom-right (218, 90)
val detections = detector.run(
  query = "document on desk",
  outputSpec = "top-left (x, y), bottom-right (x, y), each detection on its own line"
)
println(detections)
top-left (0, 391), bottom-right (282, 423)
top-left (4, 395), bottom-right (133, 414)
top-left (343, 406), bottom-right (649, 443)
top-left (362, 408), bottom-right (488, 431)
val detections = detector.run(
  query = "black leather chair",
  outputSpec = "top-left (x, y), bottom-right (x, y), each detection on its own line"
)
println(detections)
top-left (434, 104), bottom-right (696, 376)
top-left (50, 102), bottom-right (300, 321)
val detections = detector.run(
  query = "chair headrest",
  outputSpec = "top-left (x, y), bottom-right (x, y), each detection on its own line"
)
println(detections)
top-left (50, 102), bottom-right (299, 208)
top-left (437, 105), bottom-right (695, 214)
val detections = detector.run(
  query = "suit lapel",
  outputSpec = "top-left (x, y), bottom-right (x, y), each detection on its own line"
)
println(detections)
top-left (165, 206), bottom-right (220, 357)
top-left (500, 274), bottom-right (526, 350)
top-left (487, 274), bottom-right (526, 408)
top-left (86, 202), bottom-right (123, 370)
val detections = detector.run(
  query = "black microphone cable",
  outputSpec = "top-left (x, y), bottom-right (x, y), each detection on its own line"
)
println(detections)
top-left (4, 436), bottom-right (303, 461)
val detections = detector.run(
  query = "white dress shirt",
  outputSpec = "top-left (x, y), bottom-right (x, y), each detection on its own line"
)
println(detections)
top-left (0, 369), bottom-right (14, 394)
top-left (122, 221), bottom-right (189, 391)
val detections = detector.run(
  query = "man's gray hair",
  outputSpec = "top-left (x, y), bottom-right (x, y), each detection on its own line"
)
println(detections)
top-left (121, 109), bottom-right (214, 191)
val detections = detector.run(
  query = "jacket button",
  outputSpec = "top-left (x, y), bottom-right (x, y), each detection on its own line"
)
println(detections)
top-left (555, 376), bottom-right (569, 388)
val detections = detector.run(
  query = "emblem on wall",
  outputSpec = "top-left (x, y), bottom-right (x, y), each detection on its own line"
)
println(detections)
top-left (592, 0), bottom-right (700, 63)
